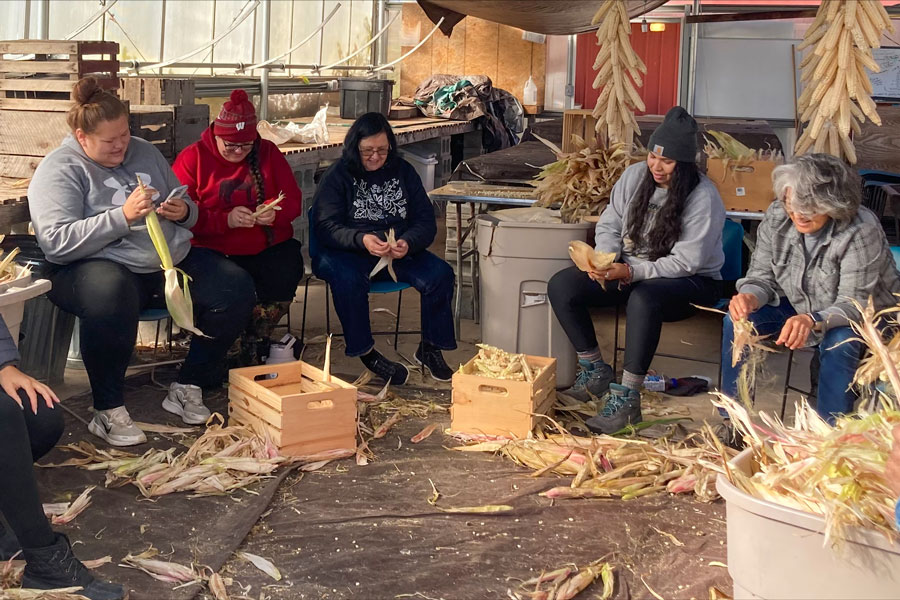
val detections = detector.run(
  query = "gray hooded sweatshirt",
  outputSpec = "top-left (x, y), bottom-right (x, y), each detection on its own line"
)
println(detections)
top-left (28, 135), bottom-right (198, 273)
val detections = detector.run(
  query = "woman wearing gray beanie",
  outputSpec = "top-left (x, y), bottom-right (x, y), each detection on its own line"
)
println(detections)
top-left (548, 106), bottom-right (726, 434)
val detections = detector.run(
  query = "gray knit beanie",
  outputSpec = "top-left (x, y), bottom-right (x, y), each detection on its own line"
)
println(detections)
top-left (647, 106), bottom-right (698, 163)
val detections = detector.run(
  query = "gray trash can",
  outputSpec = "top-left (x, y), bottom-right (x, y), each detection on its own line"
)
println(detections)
top-left (476, 216), bottom-right (593, 388)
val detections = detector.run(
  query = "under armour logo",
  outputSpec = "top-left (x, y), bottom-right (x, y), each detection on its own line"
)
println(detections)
top-left (236, 122), bottom-right (245, 131)
top-left (104, 172), bottom-right (159, 206)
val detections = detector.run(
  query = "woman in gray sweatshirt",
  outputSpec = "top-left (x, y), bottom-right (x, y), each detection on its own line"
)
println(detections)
top-left (27, 78), bottom-right (255, 447)
top-left (548, 107), bottom-right (725, 435)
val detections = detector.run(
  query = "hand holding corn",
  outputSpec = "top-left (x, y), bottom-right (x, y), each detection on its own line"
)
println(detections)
top-left (123, 184), bottom-right (156, 225)
top-left (228, 206), bottom-right (256, 229)
top-left (362, 233), bottom-right (392, 257)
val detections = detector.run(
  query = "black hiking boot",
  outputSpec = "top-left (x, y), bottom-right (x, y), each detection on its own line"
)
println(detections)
top-left (360, 349), bottom-right (409, 385)
top-left (22, 532), bottom-right (126, 600)
top-left (563, 360), bottom-right (614, 402)
top-left (0, 518), bottom-right (20, 560)
top-left (585, 384), bottom-right (642, 435)
top-left (414, 342), bottom-right (453, 382)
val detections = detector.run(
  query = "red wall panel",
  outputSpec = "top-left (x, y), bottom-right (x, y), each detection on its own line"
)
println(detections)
top-left (575, 23), bottom-right (681, 117)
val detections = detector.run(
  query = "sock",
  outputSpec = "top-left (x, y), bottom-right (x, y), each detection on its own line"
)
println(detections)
top-left (621, 370), bottom-right (644, 392)
top-left (577, 347), bottom-right (604, 369)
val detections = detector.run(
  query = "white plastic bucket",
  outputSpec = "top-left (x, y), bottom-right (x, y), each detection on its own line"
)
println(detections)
top-left (717, 448), bottom-right (900, 599)
top-left (399, 148), bottom-right (438, 192)
top-left (0, 267), bottom-right (52, 347)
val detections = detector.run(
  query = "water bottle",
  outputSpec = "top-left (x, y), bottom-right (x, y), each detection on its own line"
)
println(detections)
top-left (523, 76), bottom-right (537, 106)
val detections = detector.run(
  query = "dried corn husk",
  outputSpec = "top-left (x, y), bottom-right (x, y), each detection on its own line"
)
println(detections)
top-left (509, 559), bottom-right (613, 600)
top-left (236, 552), bottom-right (281, 581)
top-left (532, 135), bottom-right (635, 224)
top-left (43, 486), bottom-right (95, 525)
top-left (0, 236), bottom-right (25, 285)
top-left (795, 0), bottom-right (894, 163)
top-left (250, 191), bottom-right (285, 218)
top-left (120, 547), bottom-right (200, 585)
top-left (458, 344), bottom-right (545, 382)
top-left (568, 240), bottom-right (616, 273)
top-left (703, 130), bottom-right (783, 172)
top-left (369, 228), bottom-right (398, 282)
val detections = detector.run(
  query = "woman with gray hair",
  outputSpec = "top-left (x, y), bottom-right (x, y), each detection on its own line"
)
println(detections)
top-left (722, 153), bottom-right (900, 423)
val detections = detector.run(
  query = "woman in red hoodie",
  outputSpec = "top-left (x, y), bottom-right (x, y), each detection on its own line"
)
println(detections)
top-left (173, 90), bottom-right (303, 364)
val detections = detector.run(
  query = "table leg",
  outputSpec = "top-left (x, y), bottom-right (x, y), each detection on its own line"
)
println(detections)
top-left (454, 202), bottom-right (463, 336)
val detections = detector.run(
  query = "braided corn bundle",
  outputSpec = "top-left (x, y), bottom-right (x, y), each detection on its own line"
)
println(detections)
top-left (590, 1), bottom-right (647, 147)
top-left (795, 0), bottom-right (894, 164)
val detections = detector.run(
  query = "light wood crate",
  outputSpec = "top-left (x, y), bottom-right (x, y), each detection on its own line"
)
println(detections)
top-left (228, 361), bottom-right (357, 457)
top-left (119, 78), bottom-right (195, 106)
top-left (450, 355), bottom-right (556, 438)
top-left (561, 109), bottom-right (599, 153)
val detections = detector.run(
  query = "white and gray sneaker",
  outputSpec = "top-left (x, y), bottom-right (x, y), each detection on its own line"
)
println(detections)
top-left (162, 382), bottom-right (210, 425)
top-left (88, 406), bottom-right (147, 447)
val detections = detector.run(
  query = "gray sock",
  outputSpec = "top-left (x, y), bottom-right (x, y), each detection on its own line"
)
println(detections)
top-left (621, 370), bottom-right (644, 392)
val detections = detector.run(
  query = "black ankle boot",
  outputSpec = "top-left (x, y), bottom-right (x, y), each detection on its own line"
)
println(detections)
top-left (0, 518), bottom-right (21, 560)
top-left (360, 349), bottom-right (409, 385)
top-left (414, 342), bottom-right (453, 382)
top-left (22, 532), bottom-right (125, 600)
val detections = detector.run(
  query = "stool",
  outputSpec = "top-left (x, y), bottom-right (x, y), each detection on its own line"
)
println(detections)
top-left (779, 347), bottom-right (818, 420)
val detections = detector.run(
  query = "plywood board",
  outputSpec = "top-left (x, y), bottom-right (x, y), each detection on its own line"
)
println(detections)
top-left (431, 30), bottom-right (450, 75)
top-left (0, 110), bottom-right (69, 156)
top-left (446, 19), bottom-right (467, 76)
top-left (0, 154), bottom-right (44, 178)
top-left (495, 25), bottom-right (532, 103)
top-left (532, 42), bottom-right (547, 107)
top-left (400, 3), bottom-right (433, 97)
top-left (464, 19), bottom-right (499, 82)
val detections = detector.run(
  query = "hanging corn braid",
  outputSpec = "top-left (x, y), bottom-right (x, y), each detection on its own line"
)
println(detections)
top-left (246, 143), bottom-right (276, 246)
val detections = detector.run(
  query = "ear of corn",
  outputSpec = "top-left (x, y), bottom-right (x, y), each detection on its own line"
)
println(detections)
top-left (795, 0), bottom-right (893, 163)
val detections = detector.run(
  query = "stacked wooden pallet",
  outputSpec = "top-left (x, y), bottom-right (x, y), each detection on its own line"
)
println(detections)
top-left (0, 40), bottom-right (119, 178)
top-left (119, 77), bottom-right (194, 106)
top-left (129, 104), bottom-right (209, 162)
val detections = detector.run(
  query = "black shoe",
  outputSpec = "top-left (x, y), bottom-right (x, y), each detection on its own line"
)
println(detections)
top-left (585, 384), bottom-right (642, 435)
top-left (414, 342), bottom-right (453, 382)
top-left (0, 517), bottom-right (20, 560)
top-left (360, 349), bottom-right (409, 385)
top-left (22, 532), bottom-right (125, 600)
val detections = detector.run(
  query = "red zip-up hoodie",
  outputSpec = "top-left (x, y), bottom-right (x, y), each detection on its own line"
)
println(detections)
top-left (172, 126), bottom-right (302, 255)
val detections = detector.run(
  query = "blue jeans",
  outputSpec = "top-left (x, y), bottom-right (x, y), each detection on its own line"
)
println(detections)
top-left (313, 248), bottom-right (457, 357)
top-left (721, 298), bottom-right (863, 422)
top-left (48, 248), bottom-right (256, 408)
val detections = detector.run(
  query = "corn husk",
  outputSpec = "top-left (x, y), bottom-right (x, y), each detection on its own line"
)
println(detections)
top-left (369, 228), bottom-right (398, 282)
top-left (0, 237), bottom-right (25, 285)
top-left (43, 486), bottom-right (95, 525)
top-left (794, 0), bottom-right (894, 163)
top-left (457, 343), bottom-right (545, 382)
top-left (509, 559), bottom-right (612, 600)
top-left (703, 130), bottom-right (783, 170)
top-left (532, 135), bottom-right (634, 224)
top-left (236, 552), bottom-right (281, 581)
top-left (120, 546), bottom-right (200, 585)
top-left (250, 191), bottom-right (285, 218)
top-left (0, 589), bottom-right (90, 599)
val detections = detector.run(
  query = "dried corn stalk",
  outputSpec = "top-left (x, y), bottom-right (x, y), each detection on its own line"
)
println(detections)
top-left (703, 130), bottom-right (783, 171)
top-left (509, 560), bottom-right (613, 600)
top-left (795, 0), bottom-right (894, 163)
top-left (590, 1), bottom-right (646, 147)
top-left (532, 134), bottom-right (634, 223)
top-left (452, 431), bottom-right (730, 502)
top-left (458, 343), bottom-right (544, 382)
top-left (711, 393), bottom-right (900, 546)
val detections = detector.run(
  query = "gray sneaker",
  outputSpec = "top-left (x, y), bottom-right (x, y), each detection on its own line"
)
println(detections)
top-left (585, 384), bottom-right (642, 435)
top-left (162, 383), bottom-right (210, 425)
top-left (88, 406), bottom-right (147, 447)
top-left (563, 361), bottom-right (614, 402)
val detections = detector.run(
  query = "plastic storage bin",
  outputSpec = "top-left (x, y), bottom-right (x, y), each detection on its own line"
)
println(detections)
top-left (717, 448), bottom-right (900, 599)
top-left (398, 147), bottom-right (438, 192)
top-left (0, 267), bottom-right (52, 348)
top-left (476, 216), bottom-right (593, 388)
top-left (339, 78), bottom-right (394, 119)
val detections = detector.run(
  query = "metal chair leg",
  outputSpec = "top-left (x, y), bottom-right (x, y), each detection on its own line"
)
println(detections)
top-left (612, 305), bottom-right (621, 374)
top-left (300, 277), bottom-right (311, 345)
top-left (717, 321), bottom-right (724, 391)
top-left (325, 284), bottom-right (331, 336)
top-left (167, 317), bottom-right (174, 354)
top-left (780, 349), bottom-right (795, 421)
top-left (153, 319), bottom-right (162, 358)
top-left (394, 289), bottom-right (403, 350)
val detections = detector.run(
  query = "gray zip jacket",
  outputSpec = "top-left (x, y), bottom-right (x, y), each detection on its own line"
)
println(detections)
top-left (28, 135), bottom-right (198, 273)
top-left (0, 315), bottom-right (18, 369)
top-left (595, 162), bottom-right (725, 281)
top-left (738, 200), bottom-right (900, 334)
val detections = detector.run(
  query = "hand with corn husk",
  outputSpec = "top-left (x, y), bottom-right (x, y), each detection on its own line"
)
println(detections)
top-left (123, 183), bottom-right (157, 225)
top-left (0, 364), bottom-right (59, 414)
top-left (228, 206), bottom-right (257, 229)
top-left (728, 292), bottom-right (760, 322)
top-left (362, 233), bottom-right (392, 257)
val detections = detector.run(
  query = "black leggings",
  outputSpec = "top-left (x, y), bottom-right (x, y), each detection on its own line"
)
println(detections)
top-left (548, 266), bottom-right (720, 376)
top-left (225, 239), bottom-right (305, 303)
top-left (0, 391), bottom-right (64, 549)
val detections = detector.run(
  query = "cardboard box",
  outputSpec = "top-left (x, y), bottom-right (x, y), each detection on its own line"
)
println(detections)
top-left (450, 355), bottom-right (556, 438)
top-left (228, 361), bottom-right (357, 457)
top-left (706, 158), bottom-right (779, 213)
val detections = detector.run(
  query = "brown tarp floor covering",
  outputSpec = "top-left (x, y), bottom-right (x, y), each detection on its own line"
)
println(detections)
top-left (34, 370), bottom-right (732, 599)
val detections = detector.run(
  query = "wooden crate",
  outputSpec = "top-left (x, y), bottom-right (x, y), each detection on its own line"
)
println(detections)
top-left (0, 40), bottom-right (119, 111)
top-left (561, 109), bottom-right (599, 153)
top-left (129, 108), bottom-right (174, 161)
top-left (131, 104), bottom-right (209, 157)
top-left (228, 361), bottom-right (357, 457)
top-left (0, 109), bottom-right (69, 177)
top-left (450, 355), bottom-right (556, 438)
top-left (119, 78), bottom-right (195, 106)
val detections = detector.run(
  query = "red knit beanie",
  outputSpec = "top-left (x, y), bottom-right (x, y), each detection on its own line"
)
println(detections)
top-left (213, 89), bottom-right (258, 143)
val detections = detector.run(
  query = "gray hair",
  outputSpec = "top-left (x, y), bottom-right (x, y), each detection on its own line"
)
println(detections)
top-left (771, 153), bottom-right (860, 222)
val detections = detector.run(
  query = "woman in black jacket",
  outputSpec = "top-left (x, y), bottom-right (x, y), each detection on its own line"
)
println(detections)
top-left (312, 112), bottom-right (456, 384)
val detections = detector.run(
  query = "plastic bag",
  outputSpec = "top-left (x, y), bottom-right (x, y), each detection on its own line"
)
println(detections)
top-left (489, 207), bottom-right (561, 224)
top-left (257, 104), bottom-right (330, 146)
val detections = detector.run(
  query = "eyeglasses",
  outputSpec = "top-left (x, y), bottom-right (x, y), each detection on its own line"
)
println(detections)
top-left (360, 147), bottom-right (390, 158)
top-left (222, 141), bottom-right (254, 153)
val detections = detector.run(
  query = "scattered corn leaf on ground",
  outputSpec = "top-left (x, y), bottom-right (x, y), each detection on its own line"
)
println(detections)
top-left (532, 135), bottom-right (635, 224)
top-left (451, 431), bottom-right (732, 502)
top-left (795, 0), bottom-right (894, 163)
top-left (509, 560), bottom-right (613, 600)
top-left (457, 344), bottom-right (546, 382)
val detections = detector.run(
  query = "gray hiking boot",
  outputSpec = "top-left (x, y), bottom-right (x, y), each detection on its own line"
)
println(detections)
top-left (585, 384), bottom-right (642, 435)
top-left (163, 382), bottom-right (211, 425)
top-left (563, 360), bottom-right (614, 402)
top-left (88, 406), bottom-right (147, 447)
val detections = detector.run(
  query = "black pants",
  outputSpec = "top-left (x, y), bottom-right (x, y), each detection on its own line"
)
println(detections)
top-left (0, 390), bottom-right (63, 549)
top-left (548, 266), bottom-right (720, 376)
top-left (226, 239), bottom-right (305, 303)
top-left (48, 248), bottom-right (256, 409)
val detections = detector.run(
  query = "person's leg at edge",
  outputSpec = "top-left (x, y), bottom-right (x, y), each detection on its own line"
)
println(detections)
top-left (816, 325), bottom-right (864, 424)
top-left (391, 251), bottom-right (456, 381)
top-left (47, 259), bottom-right (147, 446)
top-left (547, 266), bottom-right (627, 402)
